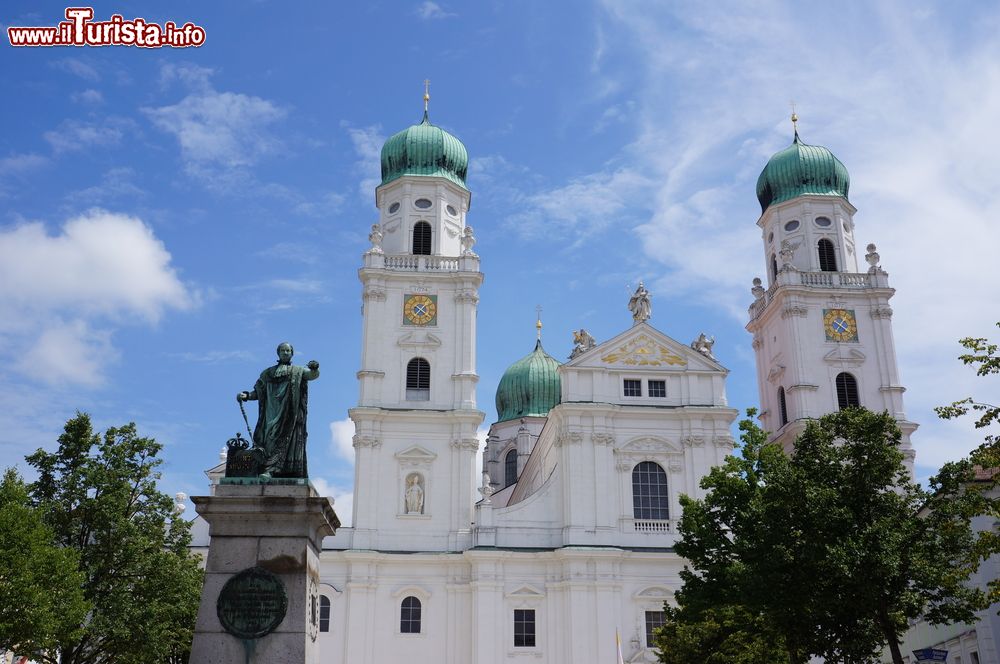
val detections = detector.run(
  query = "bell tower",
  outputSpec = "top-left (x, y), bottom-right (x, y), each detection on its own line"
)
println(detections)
top-left (349, 91), bottom-right (484, 551)
top-left (746, 116), bottom-right (916, 472)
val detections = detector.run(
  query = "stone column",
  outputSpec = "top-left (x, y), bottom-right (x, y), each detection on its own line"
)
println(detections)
top-left (189, 483), bottom-right (339, 664)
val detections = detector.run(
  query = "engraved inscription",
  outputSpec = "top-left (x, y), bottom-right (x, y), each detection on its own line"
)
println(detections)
top-left (216, 567), bottom-right (288, 640)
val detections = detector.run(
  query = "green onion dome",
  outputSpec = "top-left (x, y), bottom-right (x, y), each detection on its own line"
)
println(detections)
top-left (756, 132), bottom-right (850, 213)
top-left (380, 112), bottom-right (469, 190)
top-left (495, 340), bottom-right (562, 423)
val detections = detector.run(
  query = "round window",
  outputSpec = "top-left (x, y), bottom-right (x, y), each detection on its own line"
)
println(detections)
top-left (446, 204), bottom-right (457, 216)
top-left (784, 220), bottom-right (800, 232)
top-left (768, 231), bottom-right (774, 243)
top-left (388, 202), bottom-right (400, 214)
top-left (815, 216), bottom-right (832, 227)
top-left (414, 198), bottom-right (432, 209)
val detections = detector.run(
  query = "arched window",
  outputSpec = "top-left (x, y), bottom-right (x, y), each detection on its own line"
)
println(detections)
top-left (770, 254), bottom-right (778, 283)
top-left (632, 461), bottom-right (669, 521)
top-left (319, 595), bottom-right (330, 633)
top-left (406, 358), bottom-right (430, 401)
top-left (835, 372), bottom-right (860, 410)
top-left (818, 238), bottom-right (837, 272)
top-left (504, 449), bottom-right (518, 487)
top-left (412, 222), bottom-right (432, 255)
top-left (401, 596), bottom-right (422, 633)
top-left (778, 386), bottom-right (788, 427)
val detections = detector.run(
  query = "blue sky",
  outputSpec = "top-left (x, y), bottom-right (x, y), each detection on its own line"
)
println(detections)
top-left (2, 1), bottom-right (998, 523)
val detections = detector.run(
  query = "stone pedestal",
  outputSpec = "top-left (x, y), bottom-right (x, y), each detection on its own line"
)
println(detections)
top-left (189, 483), bottom-right (339, 664)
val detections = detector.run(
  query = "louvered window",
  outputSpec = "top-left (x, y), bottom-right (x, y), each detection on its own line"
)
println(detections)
top-left (818, 239), bottom-right (837, 271)
top-left (778, 387), bottom-right (788, 426)
top-left (412, 222), bottom-right (432, 255)
top-left (406, 358), bottom-right (430, 400)
top-left (836, 372), bottom-right (860, 409)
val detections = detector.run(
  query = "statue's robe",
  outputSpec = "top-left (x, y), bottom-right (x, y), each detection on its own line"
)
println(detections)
top-left (252, 363), bottom-right (309, 478)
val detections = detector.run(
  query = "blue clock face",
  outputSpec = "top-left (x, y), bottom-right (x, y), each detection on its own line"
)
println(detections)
top-left (823, 309), bottom-right (858, 342)
top-left (413, 303), bottom-right (428, 317)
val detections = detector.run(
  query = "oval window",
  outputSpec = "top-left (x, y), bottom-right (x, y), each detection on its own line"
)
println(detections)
top-left (446, 204), bottom-right (457, 216)
top-left (414, 198), bottom-right (433, 209)
top-left (768, 231), bottom-right (774, 243)
top-left (388, 202), bottom-right (400, 214)
top-left (815, 216), bottom-right (832, 227)
top-left (784, 220), bottom-right (800, 232)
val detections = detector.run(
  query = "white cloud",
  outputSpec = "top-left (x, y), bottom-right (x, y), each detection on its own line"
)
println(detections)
top-left (0, 210), bottom-right (195, 385)
top-left (52, 58), bottom-right (100, 81)
top-left (44, 119), bottom-right (125, 153)
top-left (329, 417), bottom-right (355, 464)
top-left (310, 477), bottom-right (355, 528)
top-left (0, 153), bottom-right (47, 177)
top-left (71, 89), bottom-right (104, 105)
top-left (343, 123), bottom-right (384, 201)
top-left (582, 0), bottom-right (1000, 466)
top-left (17, 319), bottom-right (116, 387)
top-left (506, 167), bottom-right (652, 245)
top-left (144, 66), bottom-right (285, 180)
top-left (416, 1), bottom-right (456, 19)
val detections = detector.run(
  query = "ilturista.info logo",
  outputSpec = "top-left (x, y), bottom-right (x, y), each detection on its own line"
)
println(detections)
top-left (7, 7), bottom-right (206, 48)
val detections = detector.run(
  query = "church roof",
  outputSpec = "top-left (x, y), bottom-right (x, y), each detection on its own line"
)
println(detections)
top-left (380, 112), bottom-right (469, 190)
top-left (495, 340), bottom-right (562, 423)
top-left (756, 132), bottom-right (850, 213)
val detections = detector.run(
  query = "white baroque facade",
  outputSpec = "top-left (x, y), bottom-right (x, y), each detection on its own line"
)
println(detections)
top-left (188, 116), bottom-right (943, 662)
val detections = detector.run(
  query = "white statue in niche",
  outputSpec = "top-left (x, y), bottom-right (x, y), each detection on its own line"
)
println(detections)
top-left (405, 473), bottom-right (425, 514)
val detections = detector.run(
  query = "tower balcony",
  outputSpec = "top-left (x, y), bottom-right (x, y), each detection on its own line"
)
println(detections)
top-left (748, 269), bottom-right (891, 322)
top-left (362, 252), bottom-right (480, 272)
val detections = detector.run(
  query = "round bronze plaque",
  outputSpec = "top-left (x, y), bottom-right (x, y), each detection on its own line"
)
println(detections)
top-left (216, 566), bottom-right (288, 640)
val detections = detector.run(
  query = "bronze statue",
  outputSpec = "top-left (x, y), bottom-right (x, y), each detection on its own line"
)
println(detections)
top-left (237, 342), bottom-right (320, 479)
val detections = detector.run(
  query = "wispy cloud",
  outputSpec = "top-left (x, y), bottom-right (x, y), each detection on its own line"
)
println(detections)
top-left (415, 1), bottom-right (456, 19)
top-left (44, 118), bottom-right (128, 153)
top-left (343, 123), bottom-right (384, 201)
top-left (144, 64), bottom-right (286, 186)
top-left (584, 0), bottom-right (1000, 470)
top-left (51, 58), bottom-right (100, 81)
top-left (71, 88), bottom-right (104, 105)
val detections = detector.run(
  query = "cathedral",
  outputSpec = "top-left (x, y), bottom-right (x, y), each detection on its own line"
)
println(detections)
top-left (194, 107), bottom-right (928, 662)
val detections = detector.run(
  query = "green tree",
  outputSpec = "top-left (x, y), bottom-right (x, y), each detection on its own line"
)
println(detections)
top-left (663, 409), bottom-right (995, 664)
top-left (0, 468), bottom-right (89, 658)
top-left (25, 413), bottom-right (203, 664)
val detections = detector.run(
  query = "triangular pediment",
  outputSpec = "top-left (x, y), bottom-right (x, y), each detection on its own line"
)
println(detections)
top-left (566, 322), bottom-right (725, 373)
top-left (823, 346), bottom-right (866, 367)
top-left (394, 445), bottom-right (438, 462)
top-left (397, 331), bottom-right (442, 349)
top-left (619, 436), bottom-right (682, 454)
top-left (506, 584), bottom-right (545, 598)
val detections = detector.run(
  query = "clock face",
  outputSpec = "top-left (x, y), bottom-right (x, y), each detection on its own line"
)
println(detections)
top-left (823, 308), bottom-right (858, 342)
top-left (403, 294), bottom-right (437, 326)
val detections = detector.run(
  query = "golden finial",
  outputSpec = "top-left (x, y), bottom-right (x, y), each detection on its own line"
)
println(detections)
top-left (790, 100), bottom-right (799, 139)
top-left (535, 305), bottom-right (543, 341)
top-left (423, 79), bottom-right (430, 113)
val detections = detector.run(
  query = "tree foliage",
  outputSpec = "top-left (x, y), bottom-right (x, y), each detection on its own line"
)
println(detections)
top-left (0, 469), bottom-right (89, 657)
top-left (660, 408), bottom-right (996, 664)
top-left (935, 321), bottom-right (1000, 465)
top-left (23, 413), bottom-right (203, 664)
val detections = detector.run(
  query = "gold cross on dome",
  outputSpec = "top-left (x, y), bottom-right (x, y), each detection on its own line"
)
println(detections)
top-left (535, 305), bottom-right (543, 340)
top-left (423, 79), bottom-right (430, 112)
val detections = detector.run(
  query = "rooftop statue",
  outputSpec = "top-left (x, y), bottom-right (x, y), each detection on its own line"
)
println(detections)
top-left (236, 342), bottom-right (320, 479)
top-left (628, 282), bottom-right (651, 324)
